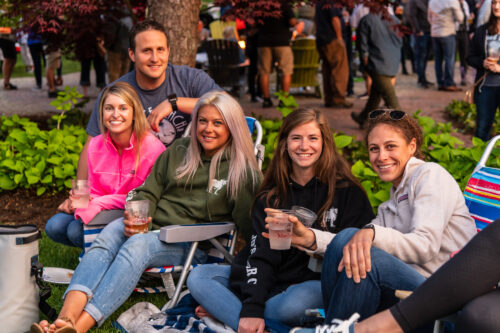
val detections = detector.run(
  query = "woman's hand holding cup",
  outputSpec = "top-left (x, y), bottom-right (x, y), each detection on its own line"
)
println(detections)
top-left (123, 211), bottom-right (152, 237)
top-left (263, 208), bottom-right (316, 250)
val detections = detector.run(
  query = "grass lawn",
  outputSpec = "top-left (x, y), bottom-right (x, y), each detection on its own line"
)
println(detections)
top-left (39, 232), bottom-right (168, 332)
top-left (0, 53), bottom-right (80, 79)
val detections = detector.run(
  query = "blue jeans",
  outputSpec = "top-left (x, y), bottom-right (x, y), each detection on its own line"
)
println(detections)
top-left (321, 228), bottom-right (426, 321)
top-left (45, 213), bottom-right (84, 248)
top-left (475, 85), bottom-right (500, 141)
top-left (413, 33), bottom-right (430, 83)
top-left (64, 218), bottom-right (207, 326)
top-left (187, 264), bottom-right (323, 329)
top-left (432, 35), bottom-right (456, 87)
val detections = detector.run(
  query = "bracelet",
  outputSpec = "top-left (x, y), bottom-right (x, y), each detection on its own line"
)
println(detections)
top-left (362, 223), bottom-right (376, 241)
top-left (304, 237), bottom-right (317, 250)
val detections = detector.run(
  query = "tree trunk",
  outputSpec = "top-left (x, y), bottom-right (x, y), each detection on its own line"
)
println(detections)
top-left (147, 0), bottom-right (200, 67)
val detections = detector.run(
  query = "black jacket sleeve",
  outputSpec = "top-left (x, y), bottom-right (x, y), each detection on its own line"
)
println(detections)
top-left (238, 197), bottom-right (284, 319)
top-left (467, 25), bottom-right (486, 70)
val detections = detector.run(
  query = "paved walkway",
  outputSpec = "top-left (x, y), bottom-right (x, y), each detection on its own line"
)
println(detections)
top-left (0, 62), bottom-right (473, 143)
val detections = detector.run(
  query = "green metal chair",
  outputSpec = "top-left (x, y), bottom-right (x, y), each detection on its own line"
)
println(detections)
top-left (290, 38), bottom-right (321, 98)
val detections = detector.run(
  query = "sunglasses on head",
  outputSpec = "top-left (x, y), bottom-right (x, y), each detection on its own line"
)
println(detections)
top-left (368, 109), bottom-right (407, 120)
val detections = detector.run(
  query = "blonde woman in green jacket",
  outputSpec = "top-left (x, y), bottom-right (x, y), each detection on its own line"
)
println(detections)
top-left (31, 91), bottom-right (262, 333)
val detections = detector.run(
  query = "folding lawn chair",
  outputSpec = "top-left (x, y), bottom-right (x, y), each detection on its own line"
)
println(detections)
top-left (463, 135), bottom-right (500, 232)
top-left (82, 117), bottom-right (265, 308)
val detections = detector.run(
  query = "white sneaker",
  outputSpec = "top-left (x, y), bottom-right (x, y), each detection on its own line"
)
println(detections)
top-left (290, 313), bottom-right (360, 333)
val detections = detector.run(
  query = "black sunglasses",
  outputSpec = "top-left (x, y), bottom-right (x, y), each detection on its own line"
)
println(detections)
top-left (368, 109), bottom-right (407, 120)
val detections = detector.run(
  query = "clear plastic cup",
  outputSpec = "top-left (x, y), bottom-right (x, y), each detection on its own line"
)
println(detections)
top-left (267, 210), bottom-right (293, 250)
top-left (71, 179), bottom-right (90, 208)
top-left (291, 206), bottom-right (317, 227)
top-left (125, 200), bottom-right (150, 234)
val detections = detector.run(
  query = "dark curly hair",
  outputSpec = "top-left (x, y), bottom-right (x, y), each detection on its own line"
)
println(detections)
top-left (364, 110), bottom-right (425, 160)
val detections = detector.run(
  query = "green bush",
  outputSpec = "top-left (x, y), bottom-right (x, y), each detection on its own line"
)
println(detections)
top-left (446, 100), bottom-right (500, 135)
top-left (48, 86), bottom-right (90, 130)
top-left (0, 114), bottom-right (87, 195)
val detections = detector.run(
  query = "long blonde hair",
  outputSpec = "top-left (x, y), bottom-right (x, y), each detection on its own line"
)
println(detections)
top-left (175, 91), bottom-right (261, 198)
top-left (98, 82), bottom-right (150, 170)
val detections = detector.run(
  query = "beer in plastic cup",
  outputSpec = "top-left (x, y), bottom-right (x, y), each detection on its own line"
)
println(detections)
top-left (125, 200), bottom-right (150, 234)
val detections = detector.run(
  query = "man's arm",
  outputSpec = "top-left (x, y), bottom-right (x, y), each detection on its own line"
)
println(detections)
top-left (147, 97), bottom-right (199, 132)
top-left (453, 0), bottom-right (465, 24)
top-left (332, 16), bottom-right (343, 41)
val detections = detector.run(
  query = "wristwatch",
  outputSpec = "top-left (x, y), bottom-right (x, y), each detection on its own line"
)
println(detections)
top-left (168, 94), bottom-right (178, 112)
top-left (362, 223), bottom-right (376, 241)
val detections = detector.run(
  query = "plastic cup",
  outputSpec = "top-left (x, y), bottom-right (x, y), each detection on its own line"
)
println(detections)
top-left (125, 200), bottom-right (150, 234)
top-left (291, 206), bottom-right (317, 227)
top-left (267, 210), bottom-right (293, 250)
top-left (71, 179), bottom-right (90, 208)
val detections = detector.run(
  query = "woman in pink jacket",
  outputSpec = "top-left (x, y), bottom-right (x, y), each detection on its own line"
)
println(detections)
top-left (45, 82), bottom-right (165, 247)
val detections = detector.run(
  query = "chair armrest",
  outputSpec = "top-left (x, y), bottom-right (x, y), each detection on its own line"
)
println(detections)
top-left (87, 209), bottom-right (124, 226)
top-left (159, 222), bottom-right (235, 243)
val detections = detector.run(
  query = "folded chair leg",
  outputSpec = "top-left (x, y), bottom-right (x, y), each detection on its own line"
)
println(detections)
top-left (167, 241), bottom-right (199, 309)
top-left (433, 320), bottom-right (445, 333)
top-left (208, 238), bottom-right (234, 264)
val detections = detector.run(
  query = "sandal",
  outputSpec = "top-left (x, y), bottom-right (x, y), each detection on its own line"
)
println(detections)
top-left (53, 316), bottom-right (77, 333)
top-left (30, 323), bottom-right (45, 333)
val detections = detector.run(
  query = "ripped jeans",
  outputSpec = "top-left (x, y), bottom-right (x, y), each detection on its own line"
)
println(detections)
top-left (64, 218), bottom-right (207, 326)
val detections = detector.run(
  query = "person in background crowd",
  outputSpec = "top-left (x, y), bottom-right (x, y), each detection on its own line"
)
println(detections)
top-left (315, 0), bottom-right (353, 108)
top-left (17, 31), bottom-right (33, 73)
top-left (27, 28), bottom-right (44, 91)
top-left (105, 7), bottom-right (133, 83)
top-left (76, 27), bottom-right (107, 97)
top-left (457, 0), bottom-right (471, 86)
top-left (467, 0), bottom-right (500, 141)
top-left (407, 0), bottom-right (434, 88)
top-left (0, 25), bottom-right (17, 90)
top-left (350, 4), bottom-right (371, 99)
top-left (397, 0), bottom-right (416, 76)
top-left (428, 0), bottom-right (464, 91)
top-left (351, 12), bottom-right (402, 128)
top-left (256, 0), bottom-right (297, 108)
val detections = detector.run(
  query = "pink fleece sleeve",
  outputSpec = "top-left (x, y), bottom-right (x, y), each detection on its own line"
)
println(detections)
top-left (75, 194), bottom-right (126, 224)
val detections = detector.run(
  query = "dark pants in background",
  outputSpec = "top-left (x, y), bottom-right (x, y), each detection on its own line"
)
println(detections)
top-left (475, 85), bottom-right (500, 141)
top-left (456, 30), bottom-right (469, 85)
top-left (317, 39), bottom-right (349, 106)
top-left (28, 43), bottom-right (45, 88)
top-left (80, 56), bottom-right (107, 88)
top-left (359, 71), bottom-right (400, 120)
top-left (432, 35), bottom-right (457, 88)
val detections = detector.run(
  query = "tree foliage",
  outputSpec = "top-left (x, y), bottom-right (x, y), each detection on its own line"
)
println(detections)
top-left (5, 0), bottom-right (146, 55)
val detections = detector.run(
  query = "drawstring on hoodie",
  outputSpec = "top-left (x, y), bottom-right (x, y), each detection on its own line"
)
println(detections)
top-left (288, 178), bottom-right (320, 227)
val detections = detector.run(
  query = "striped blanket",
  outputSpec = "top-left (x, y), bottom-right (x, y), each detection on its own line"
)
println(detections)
top-left (464, 166), bottom-right (500, 231)
top-left (114, 293), bottom-right (290, 333)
